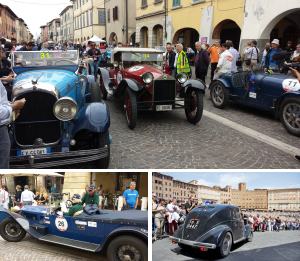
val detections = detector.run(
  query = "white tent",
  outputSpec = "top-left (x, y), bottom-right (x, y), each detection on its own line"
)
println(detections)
top-left (89, 35), bottom-right (106, 43)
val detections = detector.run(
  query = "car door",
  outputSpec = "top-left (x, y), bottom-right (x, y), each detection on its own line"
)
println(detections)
top-left (231, 208), bottom-right (244, 242)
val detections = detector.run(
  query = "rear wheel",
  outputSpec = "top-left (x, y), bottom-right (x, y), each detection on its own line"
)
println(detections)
top-left (107, 235), bottom-right (147, 261)
top-left (0, 218), bottom-right (26, 242)
top-left (217, 232), bottom-right (232, 258)
top-left (184, 88), bottom-right (203, 124)
top-left (210, 81), bottom-right (229, 109)
top-left (279, 97), bottom-right (300, 136)
top-left (124, 88), bottom-right (137, 129)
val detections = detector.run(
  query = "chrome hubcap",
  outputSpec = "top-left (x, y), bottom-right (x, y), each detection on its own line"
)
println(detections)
top-left (212, 85), bottom-right (224, 105)
top-left (222, 233), bottom-right (232, 255)
top-left (5, 223), bottom-right (22, 238)
top-left (117, 245), bottom-right (141, 261)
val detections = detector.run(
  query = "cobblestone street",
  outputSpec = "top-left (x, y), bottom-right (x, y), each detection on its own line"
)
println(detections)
top-left (0, 235), bottom-right (104, 261)
top-left (108, 91), bottom-right (300, 169)
top-left (152, 231), bottom-right (300, 261)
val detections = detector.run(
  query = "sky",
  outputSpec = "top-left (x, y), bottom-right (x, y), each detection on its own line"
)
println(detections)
top-left (161, 172), bottom-right (300, 190)
top-left (1, 0), bottom-right (71, 39)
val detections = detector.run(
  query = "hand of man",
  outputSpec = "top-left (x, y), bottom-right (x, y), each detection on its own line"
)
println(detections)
top-left (3, 75), bottom-right (14, 82)
top-left (289, 67), bottom-right (300, 81)
top-left (12, 98), bottom-right (26, 111)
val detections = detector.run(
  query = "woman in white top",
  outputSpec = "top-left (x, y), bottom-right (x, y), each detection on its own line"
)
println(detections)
top-left (0, 185), bottom-right (9, 209)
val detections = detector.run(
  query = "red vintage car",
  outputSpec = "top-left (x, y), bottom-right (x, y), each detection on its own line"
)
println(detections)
top-left (98, 47), bottom-right (205, 129)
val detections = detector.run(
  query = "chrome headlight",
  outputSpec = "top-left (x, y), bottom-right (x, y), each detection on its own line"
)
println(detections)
top-left (53, 97), bottom-right (77, 121)
top-left (177, 73), bottom-right (188, 84)
top-left (142, 72), bottom-right (154, 84)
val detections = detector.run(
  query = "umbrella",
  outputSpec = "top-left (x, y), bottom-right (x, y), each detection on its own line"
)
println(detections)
top-left (89, 35), bottom-right (106, 44)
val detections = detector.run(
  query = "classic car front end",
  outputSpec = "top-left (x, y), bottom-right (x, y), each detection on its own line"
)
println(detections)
top-left (171, 204), bottom-right (253, 258)
top-left (9, 51), bottom-right (111, 168)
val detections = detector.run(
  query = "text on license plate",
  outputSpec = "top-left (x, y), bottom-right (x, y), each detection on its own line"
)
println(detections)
top-left (17, 148), bottom-right (50, 156)
top-left (156, 105), bottom-right (172, 111)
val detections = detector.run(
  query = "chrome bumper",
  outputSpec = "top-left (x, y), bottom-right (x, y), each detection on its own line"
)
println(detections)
top-left (10, 147), bottom-right (109, 168)
top-left (170, 236), bottom-right (216, 249)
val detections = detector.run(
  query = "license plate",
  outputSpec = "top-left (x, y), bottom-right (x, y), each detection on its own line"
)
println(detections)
top-left (17, 147), bottom-right (50, 156)
top-left (156, 105), bottom-right (172, 111)
top-left (186, 219), bottom-right (200, 229)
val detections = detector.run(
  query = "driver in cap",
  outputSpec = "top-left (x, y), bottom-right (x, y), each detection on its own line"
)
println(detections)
top-left (81, 184), bottom-right (99, 206)
top-left (65, 194), bottom-right (83, 216)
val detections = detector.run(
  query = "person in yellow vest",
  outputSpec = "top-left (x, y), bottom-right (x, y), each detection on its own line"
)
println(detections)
top-left (174, 43), bottom-right (191, 77)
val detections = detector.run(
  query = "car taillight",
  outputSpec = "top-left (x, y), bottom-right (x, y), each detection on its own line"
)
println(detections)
top-left (199, 246), bottom-right (207, 252)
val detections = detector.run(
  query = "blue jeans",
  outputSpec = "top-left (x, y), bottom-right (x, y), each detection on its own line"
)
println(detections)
top-left (0, 126), bottom-right (10, 169)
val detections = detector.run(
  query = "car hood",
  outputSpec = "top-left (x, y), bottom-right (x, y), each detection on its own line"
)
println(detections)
top-left (13, 69), bottom-right (78, 98)
top-left (124, 64), bottom-right (163, 79)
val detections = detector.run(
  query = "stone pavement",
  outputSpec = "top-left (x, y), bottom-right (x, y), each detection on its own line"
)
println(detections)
top-left (152, 230), bottom-right (300, 261)
top-left (0, 235), bottom-right (104, 261)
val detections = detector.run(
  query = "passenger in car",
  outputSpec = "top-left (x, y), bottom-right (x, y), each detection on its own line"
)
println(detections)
top-left (213, 42), bottom-right (233, 80)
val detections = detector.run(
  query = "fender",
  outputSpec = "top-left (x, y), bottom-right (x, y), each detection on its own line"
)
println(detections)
top-left (274, 91), bottom-right (300, 116)
top-left (119, 78), bottom-right (143, 93)
top-left (213, 78), bottom-right (231, 89)
top-left (0, 208), bottom-right (30, 233)
top-left (72, 102), bottom-right (110, 135)
top-left (196, 224), bottom-right (232, 246)
top-left (99, 226), bottom-right (147, 251)
top-left (98, 67), bottom-right (112, 92)
top-left (183, 79), bottom-right (206, 92)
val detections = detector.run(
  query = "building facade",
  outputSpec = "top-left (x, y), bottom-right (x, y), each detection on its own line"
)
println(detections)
top-left (231, 183), bottom-right (268, 211)
top-left (71, 0), bottom-right (106, 43)
top-left (268, 189), bottom-right (300, 211)
top-left (48, 18), bottom-right (61, 43)
top-left (59, 5), bottom-right (74, 43)
top-left (15, 19), bottom-right (32, 43)
top-left (40, 25), bottom-right (49, 43)
top-left (105, 0), bottom-right (136, 46)
top-left (135, 0), bottom-right (166, 48)
top-left (173, 180), bottom-right (197, 203)
top-left (0, 4), bottom-right (18, 39)
top-left (152, 172), bottom-right (173, 201)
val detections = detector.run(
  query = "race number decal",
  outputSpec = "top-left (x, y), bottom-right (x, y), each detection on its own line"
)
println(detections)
top-left (282, 79), bottom-right (300, 92)
top-left (249, 92), bottom-right (257, 99)
top-left (40, 52), bottom-right (50, 59)
top-left (116, 71), bottom-right (123, 85)
top-left (55, 216), bottom-right (68, 232)
top-left (128, 66), bottom-right (144, 72)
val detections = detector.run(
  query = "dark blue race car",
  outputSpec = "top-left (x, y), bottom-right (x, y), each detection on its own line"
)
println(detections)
top-left (9, 50), bottom-right (110, 168)
top-left (0, 205), bottom-right (148, 261)
top-left (209, 71), bottom-right (300, 136)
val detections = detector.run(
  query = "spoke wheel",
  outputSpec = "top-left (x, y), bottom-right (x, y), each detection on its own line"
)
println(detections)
top-left (0, 219), bottom-right (26, 242)
top-left (124, 88), bottom-right (137, 129)
top-left (218, 232), bottom-right (232, 257)
top-left (280, 97), bottom-right (300, 137)
top-left (210, 81), bottom-right (229, 109)
top-left (184, 88), bottom-right (203, 124)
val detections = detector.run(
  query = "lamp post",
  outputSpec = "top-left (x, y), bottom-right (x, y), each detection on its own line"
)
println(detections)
top-left (125, 0), bottom-right (129, 44)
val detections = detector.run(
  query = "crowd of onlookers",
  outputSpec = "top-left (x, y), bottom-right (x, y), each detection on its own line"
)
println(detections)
top-left (152, 194), bottom-right (300, 240)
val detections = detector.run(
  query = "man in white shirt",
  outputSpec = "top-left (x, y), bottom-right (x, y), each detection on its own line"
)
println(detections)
top-left (214, 43), bottom-right (233, 80)
top-left (21, 185), bottom-right (35, 205)
top-left (0, 81), bottom-right (26, 168)
top-left (226, 40), bottom-right (240, 72)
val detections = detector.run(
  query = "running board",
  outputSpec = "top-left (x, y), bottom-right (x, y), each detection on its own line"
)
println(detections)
top-left (39, 234), bottom-right (100, 252)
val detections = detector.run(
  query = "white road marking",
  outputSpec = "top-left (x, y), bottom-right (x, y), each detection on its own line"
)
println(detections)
top-left (203, 110), bottom-right (300, 157)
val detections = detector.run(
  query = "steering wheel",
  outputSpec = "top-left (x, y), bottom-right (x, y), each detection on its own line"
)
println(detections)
top-left (54, 59), bottom-right (76, 65)
top-left (65, 200), bottom-right (73, 209)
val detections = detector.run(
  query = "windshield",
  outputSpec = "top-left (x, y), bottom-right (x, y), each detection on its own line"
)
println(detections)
top-left (121, 52), bottom-right (163, 63)
top-left (12, 50), bottom-right (79, 67)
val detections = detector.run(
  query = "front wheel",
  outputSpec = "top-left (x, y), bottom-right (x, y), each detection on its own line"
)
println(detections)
top-left (210, 81), bottom-right (229, 109)
top-left (184, 88), bottom-right (203, 124)
top-left (124, 88), bottom-right (137, 129)
top-left (0, 218), bottom-right (26, 242)
top-left (217, 232), bottom-right (232, 258)
top-left (98, 73), bottom-right (108, 100)
top-left (96, 131), bottom-right (110, 168)
top-left (279, 97), bottom-right (300, 136)
top-left (107, 235), bottom-right (147, 261)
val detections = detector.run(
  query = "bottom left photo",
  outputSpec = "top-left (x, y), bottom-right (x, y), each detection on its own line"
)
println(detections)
top-left (0, 171), bottom-right (148, 261)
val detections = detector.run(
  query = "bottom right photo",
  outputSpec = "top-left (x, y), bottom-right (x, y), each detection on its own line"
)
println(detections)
top-left (152, 172), bottom-right (300, 261)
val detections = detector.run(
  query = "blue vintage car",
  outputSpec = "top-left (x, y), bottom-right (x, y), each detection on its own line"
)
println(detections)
top-left (0, 205), bottom-right (148, 261)
top-left (170, 204), bottom-right (253, 258)
top-left (209, 71), bottom-right (300, 136)
top-left (9, 50), bottom-right (110, 168)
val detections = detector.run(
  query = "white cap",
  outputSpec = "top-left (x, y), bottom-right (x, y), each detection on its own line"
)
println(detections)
top-left (271, 39), bottom-right (279, 45)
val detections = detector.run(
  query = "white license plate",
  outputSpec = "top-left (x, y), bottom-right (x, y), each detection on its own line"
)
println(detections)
top-left (18, 148), bottom-right (49, 156)
top-left (156, 105), bottom-right (172, 111)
